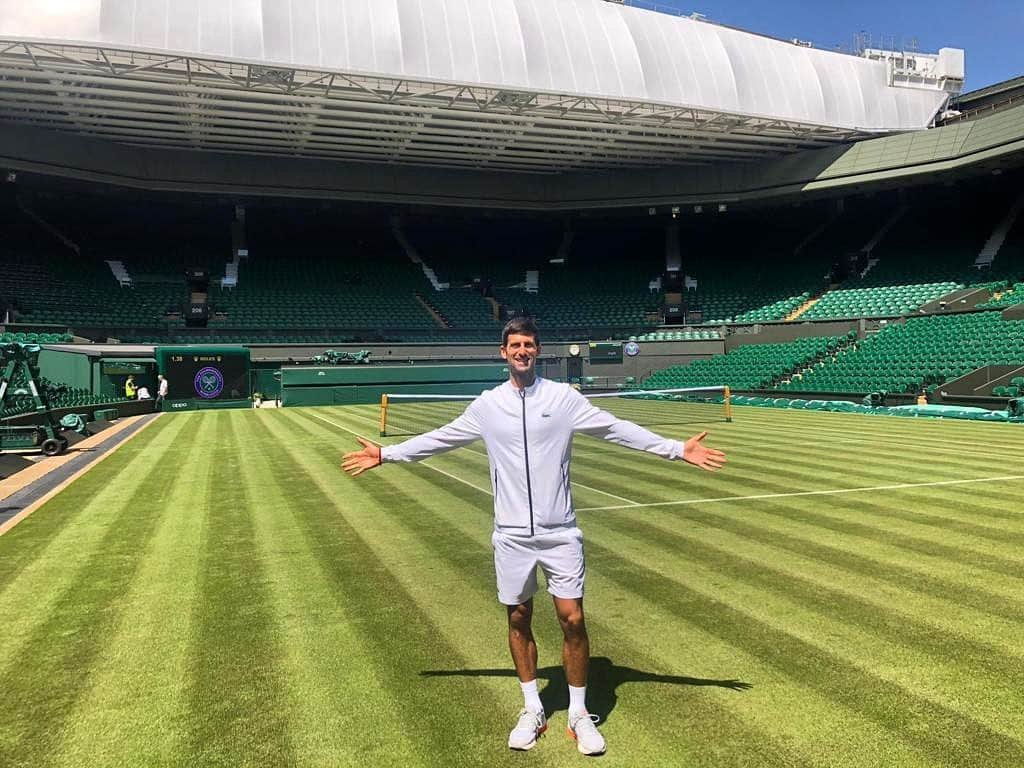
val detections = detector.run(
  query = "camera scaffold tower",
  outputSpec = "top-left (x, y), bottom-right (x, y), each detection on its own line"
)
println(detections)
top-left (0, 342), bottom-right (69, 456)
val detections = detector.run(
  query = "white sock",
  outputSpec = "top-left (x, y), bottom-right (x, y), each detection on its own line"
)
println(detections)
top-left (521, 679), bottom-right (543, 713)
top-left (568, 684), bottom-right (587, 717)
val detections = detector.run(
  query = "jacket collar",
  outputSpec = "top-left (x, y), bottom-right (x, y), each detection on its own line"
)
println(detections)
top-left (507, 376), bottom-right (542, 397)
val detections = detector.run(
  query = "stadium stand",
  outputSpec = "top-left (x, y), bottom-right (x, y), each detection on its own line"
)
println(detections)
top-left (634, 330), bottom-right (721, 341)
top-left (671, 209), bottom-right (834, 323)
top-left (979, 284), bottom-right (1024, 309)
top-left (207, 209), bottom-right (438, 333)
top-left (4, 167), bottom-right (1024, 356)
top-left (801, 282), bottom-right (963, 320)
top-left (406, 220), bottom-right (664, 333)
top-left (417, 288), bottom-right (498, 331)
top-left (801, 182), bottom-right (1024, 320)
top-left (977, 216), bottom-right (1024, 308)
top-left (643, 335), bottom-right (850, 390)
top-left (1, 249), bottom-right (186, 329)
top-left (778, 312), bottom-right (1024, 394)
top-left (0, 331), bottom-right (73, 344)
top-left (209, 252), bottom-right (434, 331)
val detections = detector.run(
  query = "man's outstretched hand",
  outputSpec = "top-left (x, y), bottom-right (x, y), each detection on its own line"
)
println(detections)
top-left (342, 437), bottom-right (382, 476)
top-left (683, 431), bottom-right (726, 472)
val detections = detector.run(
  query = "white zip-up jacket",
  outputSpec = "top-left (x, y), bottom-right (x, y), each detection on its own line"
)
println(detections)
top-left (380, 377), bottom-right (685, 535)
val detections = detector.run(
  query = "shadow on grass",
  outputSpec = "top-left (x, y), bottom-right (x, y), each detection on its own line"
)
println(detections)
top-left (421, 656), bottom-right (752, 721)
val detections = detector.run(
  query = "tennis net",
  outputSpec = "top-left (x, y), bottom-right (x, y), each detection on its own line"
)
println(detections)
top-left (379, 386), bottom-right (731, 437)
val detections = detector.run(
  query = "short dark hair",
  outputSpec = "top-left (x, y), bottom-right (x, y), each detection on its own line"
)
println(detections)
top-left (502, 316), bottom-right (540, 346)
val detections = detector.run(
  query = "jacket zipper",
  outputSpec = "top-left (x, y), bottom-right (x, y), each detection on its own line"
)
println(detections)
top-left (519, 388), bottom-right (535, 536)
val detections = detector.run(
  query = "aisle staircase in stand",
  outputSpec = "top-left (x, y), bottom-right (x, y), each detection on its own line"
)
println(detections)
top-left (786, 293), bottom-right (825, 321)
top-left (976, 192), bottom-right (1024, 268)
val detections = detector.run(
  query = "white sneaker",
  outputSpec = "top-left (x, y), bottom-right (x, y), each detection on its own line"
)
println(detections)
top-left (567, 712), bottom-right (606, 756)
top-left (508, 708), bottom-right (547, 751)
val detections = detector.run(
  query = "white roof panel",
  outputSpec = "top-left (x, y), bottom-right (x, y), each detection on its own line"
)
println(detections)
top-left (0, 0), bottom-right (947, 131)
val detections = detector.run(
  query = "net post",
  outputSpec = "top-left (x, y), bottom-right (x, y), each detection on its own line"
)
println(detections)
top-left (724, 386), bottom-right (732, 422)
top-left (379, 394), bottom-right (388, 437)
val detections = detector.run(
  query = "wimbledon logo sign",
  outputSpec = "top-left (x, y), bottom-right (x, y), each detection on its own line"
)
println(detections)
top-left (194, 367), bottom-right (225, 399)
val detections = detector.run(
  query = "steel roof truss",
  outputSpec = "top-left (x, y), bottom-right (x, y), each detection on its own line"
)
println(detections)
top-left (0, 39), bottom-right (868, 173)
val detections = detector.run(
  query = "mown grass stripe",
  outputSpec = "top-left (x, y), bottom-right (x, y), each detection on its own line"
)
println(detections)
top-left (741, 491), bottom-right (1024, 579)
top-left (575, 425), bottom-right (1008, 494)
top-left (0, 415), bottom-right (196, 768)
top-left (582, 536), bottom-right (1024, 767)
top-left (182, 412), bottom-right (295, 767)
top-left (577, 475), bottom-right (1024, 571)
top-left (582, 511), bottom-right (1024, 736)
top-left (603, 401), bottom-right (1024, 459)
top-left (853, 485), bottom-right (1024, 540)
top-left (284, 409), bottom-right (815, 768)
top-left (49, 414), bottom-right (217, 768)
top-left (619, 504), bottom-right (1024, 659)
top-left (253, 412), bottom-right (517, 768)
top-left (785, 488), bottom-right (1024, 559)
top-left (628, 495), bottom-right (1024, 624)
top-left (569, 439), bottom-right (1024, 577)
top-left (0, 414), bottom-right (181, 593)
top-left (726, 418), bottom-right (1024, 460)
top-left (0, 417), bottom-right (190, 681)
top-left (926, 483), bottom-right (1024, 520)
top-left (237, 411), bottom-right (425, 767)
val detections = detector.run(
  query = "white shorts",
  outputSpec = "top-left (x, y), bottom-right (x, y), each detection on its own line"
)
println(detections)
top-left (492, 526), bottom-right (585, 606)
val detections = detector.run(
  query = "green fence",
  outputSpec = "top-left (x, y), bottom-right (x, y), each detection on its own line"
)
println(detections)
top-left (281, 363), bottom-right (509, 407)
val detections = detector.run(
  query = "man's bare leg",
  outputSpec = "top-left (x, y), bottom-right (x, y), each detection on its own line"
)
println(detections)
top-left (553, 596), bottom-right (589, 687)
top-left (507, 599), bottom-right (538, 682)
top-left (506, 599), bottom-right (547, 750)
top-left (554, 596), bottom-right (605, 754)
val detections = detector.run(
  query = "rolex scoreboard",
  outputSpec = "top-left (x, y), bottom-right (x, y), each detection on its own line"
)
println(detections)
top-left (155, 346), bottom-right (250, 406)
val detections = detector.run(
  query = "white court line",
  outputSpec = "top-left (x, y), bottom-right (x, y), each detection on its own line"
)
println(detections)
top-left (575, 474), bottom-right (1024, 512)
top-left (565, 480), bottom-right (640, 506)
top-left (320, 407), bottom-right (641, 506)
top-left (306, 411), bottom-right (495, 497)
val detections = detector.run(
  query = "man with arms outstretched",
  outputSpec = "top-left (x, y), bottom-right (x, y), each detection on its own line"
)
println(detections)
top-left (342, 317), bottom-right (726, 755)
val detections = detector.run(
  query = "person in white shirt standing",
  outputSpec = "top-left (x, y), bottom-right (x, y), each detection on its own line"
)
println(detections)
top-left (342, 317), bottom-right (726, 755)
top-left (156, 374), bottom-right (169, 408)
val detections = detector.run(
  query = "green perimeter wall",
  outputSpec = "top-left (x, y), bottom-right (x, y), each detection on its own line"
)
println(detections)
top-left (38, 349), bottom-right (160, 397)
top-left (251, 363), bottom-right (281, 399)
top-left (281, 363), bottom-right (508, 407)
top-left (37, 349), bottom-right (91, 391)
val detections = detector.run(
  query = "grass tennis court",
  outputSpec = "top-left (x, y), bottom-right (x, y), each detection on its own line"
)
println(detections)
top-left (2, 402), bottom-right (1024, 767)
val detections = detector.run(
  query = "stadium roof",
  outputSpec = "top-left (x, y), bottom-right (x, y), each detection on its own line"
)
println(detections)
top-left (0, 0), bottom-right (951, 173)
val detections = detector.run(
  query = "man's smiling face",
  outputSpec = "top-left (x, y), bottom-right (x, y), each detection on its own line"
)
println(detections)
top-left (501, 332), bottom-right (540, 377)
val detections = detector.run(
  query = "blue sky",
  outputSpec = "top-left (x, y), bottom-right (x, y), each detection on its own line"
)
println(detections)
top-left (629, 0), bottom-right (1023, 91)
